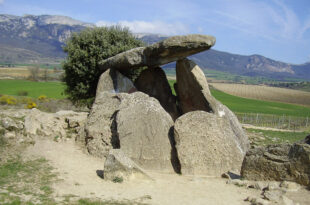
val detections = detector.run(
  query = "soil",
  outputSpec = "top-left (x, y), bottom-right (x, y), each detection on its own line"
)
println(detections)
top-left (24, 137), bottom-right (262, 205)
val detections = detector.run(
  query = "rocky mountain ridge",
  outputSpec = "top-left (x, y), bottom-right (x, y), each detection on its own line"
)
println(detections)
top-left (0, 14), bottom-right (92, 64)
top-left (0, 14), bottom-right (309, 80)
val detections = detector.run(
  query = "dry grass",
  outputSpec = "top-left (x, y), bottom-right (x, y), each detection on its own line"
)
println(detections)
top-left (0, 66), bottom-right (60, 79)
top-left (210, 83), bottom-right (310, 107)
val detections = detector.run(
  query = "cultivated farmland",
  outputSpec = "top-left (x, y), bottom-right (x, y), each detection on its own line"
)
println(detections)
top-left (210, 83), bottom-right (310, 107)
top-left (0, 79), bottom-right (66, 99)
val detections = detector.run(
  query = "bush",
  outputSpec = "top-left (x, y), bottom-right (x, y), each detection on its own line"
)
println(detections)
top-left (17, 90), bottom-right (28, 96)
top-left (26, 101), bottom-right (37, 109)
top-left (62, 26), bottom-right (144, 105)
top-left (0, 95), bottom-right (17, 105)
top-left (38, 95), bottom-right (48, 101)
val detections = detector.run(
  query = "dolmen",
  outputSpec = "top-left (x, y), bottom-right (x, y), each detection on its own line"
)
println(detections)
top-left (79, 34), bottom-right (250, 180)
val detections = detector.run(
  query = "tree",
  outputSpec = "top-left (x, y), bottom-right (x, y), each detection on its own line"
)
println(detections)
top-left (28, 64), bottom-right (40, 81)
top-left (62, 26), bottom-right (144, 105)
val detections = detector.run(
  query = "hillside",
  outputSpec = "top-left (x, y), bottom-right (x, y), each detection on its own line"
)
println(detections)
top-left (0, 14), bottom-right (309, 80)
top-left (0, 14), bottom-right (92, 64)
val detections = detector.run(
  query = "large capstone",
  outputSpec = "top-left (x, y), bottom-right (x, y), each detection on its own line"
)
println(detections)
top-left (174, 111), bottom-right (245, 176)
top-left (241, 143), bottom-right (310, 187)
top-left (135, 67), bottom-right (180, 121)
top-left (99, 34), bottom-right (215, 71)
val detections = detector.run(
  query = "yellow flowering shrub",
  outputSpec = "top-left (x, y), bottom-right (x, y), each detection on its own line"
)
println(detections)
top-left (26, 101), bottom-right (37, 109)
top-left (0, 95), bottom-right (17, 105)
top-left (38, 95), bottom-right (48, 101)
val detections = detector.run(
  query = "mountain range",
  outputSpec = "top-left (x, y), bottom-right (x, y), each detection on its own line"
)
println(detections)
top-left (0, 14), bottom-right (309, 80)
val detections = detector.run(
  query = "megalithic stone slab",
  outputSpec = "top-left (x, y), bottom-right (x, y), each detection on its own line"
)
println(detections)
top-left (96, 68), bottom-right (137, 95)
top-left (174, 111), bottom-right (245, 176)
top-left (175, 58), bottom-right (249, 154)
top-left (135, 67), bottom-right (180, 121)
top-left (176, 58), bottom-right (212, 114)
top-left (99, 34), bottom-right (215, 71)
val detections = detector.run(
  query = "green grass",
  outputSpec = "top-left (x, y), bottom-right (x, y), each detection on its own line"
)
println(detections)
top-left (210, 89), bottom-right (310, 117)
top-left (0, 79), bottom-right (66, 99)
top-left (0, 157), bottom-right (57, 204)
top-left (246, 128), bottom-right (307, 145)
top-left (0, 63), bottom-right (62, 70)
top-left (168, 80), bottom-right (176, 95)
top-left (168, 79), bottom-right (310, 117)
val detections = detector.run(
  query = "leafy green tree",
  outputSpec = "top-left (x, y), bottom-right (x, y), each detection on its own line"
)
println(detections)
top-left (62, 26), bottom-right (144, 105)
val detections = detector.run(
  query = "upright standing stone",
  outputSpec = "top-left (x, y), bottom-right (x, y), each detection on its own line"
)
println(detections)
top-left (96, 68), bottom-right (136, 95)
top-left (174, 111), bottom-right (245, 176)
top-left (135, 67), bottom-right (179, 120)
top-left (176, 58), bottom-right (249, 153)
top-left (115, 92), bottom-right (176, 173)
top-left (176, 58), bottom-right (212, 114)
top-left (84, 92), bottom-right (123, 158)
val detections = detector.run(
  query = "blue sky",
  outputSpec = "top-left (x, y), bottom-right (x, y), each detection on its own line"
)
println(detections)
top-left (0, 0), bottom-right (309, 64)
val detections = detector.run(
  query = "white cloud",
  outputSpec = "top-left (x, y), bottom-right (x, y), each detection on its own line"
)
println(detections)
top-left (0, 0), bottom-right (4, 5)
top-left (200, 0), bottom-right (309, 42)
top-left (96, 20), bottom-right (189, 35)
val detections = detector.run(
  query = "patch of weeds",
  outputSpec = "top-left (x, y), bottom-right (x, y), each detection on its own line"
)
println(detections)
top-left (17, 90), bottom-right (28, 96)
top-left (246, 128), bottom-right (307, 145)
top-left (76, 198), bottom-right (147, 205)
top-left (0, 157), bottom-right (58, 204)
top-left (66, 128), bottom-right (76, 139)
top-left (0, 129), bottom-right (6, 147)
top-left (54, 135), bottom-right (60, 142)
top-left (112, 176), bottom-right (123, 183)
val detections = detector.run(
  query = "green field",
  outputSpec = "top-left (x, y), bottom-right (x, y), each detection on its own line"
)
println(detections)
top-left (168, 79), bottom-right (310, 118)
top-left (1, 79), bottom-right (310, 118)
top-left (211, 89), bottom-right (310, 117)
top-left (0, 80), bottom-right (66, 99)
top-left (164, 68), bottom-right (307, 84)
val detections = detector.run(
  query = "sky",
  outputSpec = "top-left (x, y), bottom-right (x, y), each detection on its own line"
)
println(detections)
top-left (0, 0), bottom-right (309, 64)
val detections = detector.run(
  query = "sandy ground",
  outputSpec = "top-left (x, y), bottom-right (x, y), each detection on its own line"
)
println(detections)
top-left (24, 137), bottom-right (263, 205)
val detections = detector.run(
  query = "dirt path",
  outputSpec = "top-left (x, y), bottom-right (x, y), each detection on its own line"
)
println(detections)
top-left (242, 124), bottom-right (305, 132)
top-left (24, 137), bottom-right (261, 205)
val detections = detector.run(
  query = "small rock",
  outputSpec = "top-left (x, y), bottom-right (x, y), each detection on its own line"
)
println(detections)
top-left (262, 189), bottom-right (286, 201)
top-left (245, 196), bottom-right (270, 205)
top-left (280, 181), bottom-right (301, 192)
top-left (251, 181), bottom-right (269, 190)
top-left (281, 196), bottom-right (295, 205)
top-left (4, 132), bottom-right (15, 139)
top-left (267, 181), bottom-right (281, 190)
top-left (227, 179), bottom-right (249, 187)
top-left (1, 117), bottom-right (23, 131)
top-left (221, 172), bottom-right (230, 179)
top-left (104, 149), bottom-right (152, 181)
